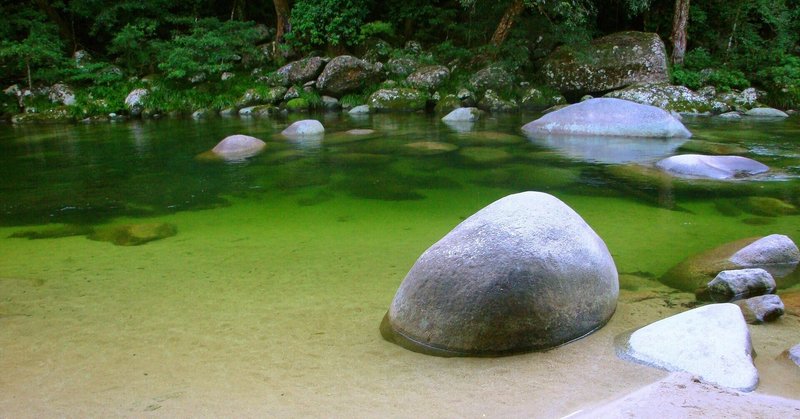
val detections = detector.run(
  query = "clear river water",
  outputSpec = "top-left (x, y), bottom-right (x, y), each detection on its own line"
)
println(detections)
top-left (1, 112), bottom-right (799, 417)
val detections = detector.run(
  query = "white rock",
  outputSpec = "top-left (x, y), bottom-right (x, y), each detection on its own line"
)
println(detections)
top-left (522, 98), bottom-right (692, 138)
top-left (124, 88), bottom-right (149, 116)
top-left (707, 268), bottom-right (776, 302)
top-left (729, 234), bottom-right (800, 266)
top-left (442, 107), bottom-right (482, 122)
top-left (717, 112), bottom-right (742, 120)
top-left (210, 134), bottom-right (266, 160)
top-left (745, 107), bottom-right (789, 118)
top-left (282, 119), bottom-right (325, 136)
top-left (348, 105), bottom-right (370, 114)
top-left (656, 154), bottom-right (769, 179)
top-left (620, 303), bottom-right (758, 391)
top-left (788, 344), bottom-right (800, 366)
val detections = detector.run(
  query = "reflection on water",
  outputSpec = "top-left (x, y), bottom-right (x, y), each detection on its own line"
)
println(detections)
top-left (524, 133), bottom-right (689, 164)
top-left (0, 113), bottom-right (799, 415)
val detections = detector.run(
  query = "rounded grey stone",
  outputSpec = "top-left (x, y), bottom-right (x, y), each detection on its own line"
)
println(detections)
top-left (381, 191), bottom-right (619, 356)
top-left (656, 154), bottom-right (769, 179)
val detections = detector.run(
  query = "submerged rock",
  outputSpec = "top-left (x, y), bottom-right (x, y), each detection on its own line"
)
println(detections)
top-left (735, 294), bottom-right (785, 323)
top-left (10, 224), bottom-right (94, 239)
top-left (745, 107), bottom-right (789, 118)
top-left (442, 107), bottom-right (481, 122)
top-left (381, 192), bottom-right (619, 356)
top-left (527, 135), bottom-right (687, 164)
top-left (522, 98), bottom-right (691, 138)
top-left (703, 268), bottom-right (776, 302)
top-left (656, 154), bottom-right (769, 180)
top-left (617, 303), bottom-right (758, 391)
top-left (282, 119), bottom-right (325, 137)
top-left (88, 223), bottom-right (177, 246)
top-left (661, 234), bottom-right (800, 293)
top-left (207, 134), bottom-right (266, 160)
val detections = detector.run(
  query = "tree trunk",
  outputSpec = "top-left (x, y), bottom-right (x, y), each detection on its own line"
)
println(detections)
top-left (670, 0), bottom-right (690, 65)
top-left (273, 0), bottom-right (291, 44)
top-left (231, 0), bottom-right (245, 20)
top-left (490, 0), bottom-right (525, 47)
top-left (26, 57), bottom-right (32, 91)
top-left (33, 0), bottom-right (76, 52)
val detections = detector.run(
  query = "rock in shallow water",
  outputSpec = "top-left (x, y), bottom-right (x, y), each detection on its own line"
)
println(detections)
top-left (282, 119), bottom-right (325, 137)
top-left (88, 223), bottom-right (177, 246)
top-left (618, 303), bottom-right (758, 392)
top-left (735, 294), bottom-right (784, 323)
top-left (381, 191), bottom-right (619, 356)
top-left (656, 154), bottom-right (769, 179)
top-left (209, 134), bottom-right (266, 160)
top-left (521, 98), bottom-right (691, 138)
top-left (704, 268), bottom-right (776, 302)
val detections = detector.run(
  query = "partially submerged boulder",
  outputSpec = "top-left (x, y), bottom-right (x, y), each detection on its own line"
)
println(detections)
top-left (703, 268), bottom-right (776, 302)
top-left (745, 107), bottom-right (789, 118)
top-left (521, 98), bottom-right (691, 138)
top-left (207, 134), bottom-right (266, 160)
top-left (656, 155), bottom-right (769, 180)
top-left (617, 303), bottom-right (758, 392)
top-left (381, 191), bottom-right (619, 356)
top-left (735, 294), bottom-right (785, 324)
top-left (661, 234), bottom-right (800, 293)
top-left (541, 31), bottom-right (669, 98)
top-left (442, 107), bottom-right (481, 122)
top-left (282, 119), bottom-right (325, 137)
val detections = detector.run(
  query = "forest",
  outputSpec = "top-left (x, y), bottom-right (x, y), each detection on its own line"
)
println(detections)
top-left (1, 0), bottom-right (799, 118)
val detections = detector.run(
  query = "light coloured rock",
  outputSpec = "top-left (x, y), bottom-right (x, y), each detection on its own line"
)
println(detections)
top-left (282, 119), bottom-right (325, 137)
top-left (745, 107), bottom-right (789, 118)
top-left (381, 191), bottom-right (618, 356)
top-left (210, 134), bottom-right (266, 160)
top-left (705, 268), bottom-right (776, 302)
top-left (729, 234), bottom-right (800, 267)
top-left (478, 90), bottom-right (518, 113)
top-left (788, 344), bottom-right (800, 366)
top-left (367, 88), bottom-right (427, 112)
top-left (604, 83), bottom-right (713, 113)
top-left (717, 112), bottom-right (742, 119)
top-left (656, 154), bottom-right (769, 179)
top-left (442, 107), bottom-right (481, 122)
top-left (348, 105), bottom-right (370, 114)
top-left (221, 72), bottom-right (235, 81)
top-left (522, 98), bottom-right (691, 138)
top-left (48, 83), bottom-right (75, 106)
top-left (735, 294), bottom-right (784, 323)
top-left (346, 129), bottom-right (375, 135)
top-left (406, 65), bottom-right (450, 91)
top-left (619, 303), bottom-right (758, 391)
top-left (124, 88), bottom-right (149, 116)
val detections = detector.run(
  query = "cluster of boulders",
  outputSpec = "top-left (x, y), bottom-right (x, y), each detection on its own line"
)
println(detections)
top-left (10, 30), bottom-right (792, 124)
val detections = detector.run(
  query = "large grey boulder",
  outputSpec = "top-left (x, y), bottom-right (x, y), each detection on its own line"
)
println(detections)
top-left (469, 66), bottom-right (513, 96)
top-left (656, 155), bottom-right (769, 180)
top-left (704, 268), bottom-right (776, 302)
top-left (276, 56), bottom-right (327, 85)
top-left (406, 65), bottom-right (450, 91)
top-left (381, 191), bottom-right (619, 356)
top-left (661, 234), bottom-right (800, 293)
top-left (316, 55), bottom-right (383, 97)
top-left (124, 88), bottom-right (149, 116)
top-left (618, 303), bottom-right (758, 392)
top-left (522, 98), bottom-right (691, 138)
top-left (541, 31), bottom-right (669, 98)
top-left (282, 119), bottom-right (325, 137)
top-left (201, 134), bottom-right (266, 161)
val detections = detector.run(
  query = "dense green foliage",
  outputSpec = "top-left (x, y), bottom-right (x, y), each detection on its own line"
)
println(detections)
top-left (1, 0), bottom-right (798, 113)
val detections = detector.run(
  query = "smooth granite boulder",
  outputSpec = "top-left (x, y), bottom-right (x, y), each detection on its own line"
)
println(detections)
top-left (735, 295), bottom-right (785, 324)
top-left (656, 154), bottom-right (769, 179)
top-left (381, 191), bottom-right (619, 356)
top-left (521, 98), bottom-right (691, 138)
top-left (745, 107), bottom-right (789, 118)
top-left (209, 134), bottom-right (266, 160)
top-left (704, 268), bottom-right (776, 302)
top-left (617, 303), bottom-right (758, 392)
top-left (282, 119), bottom-right (325, 137)
top-left (442, 107), bottom-right (482, 122)
top-left (276, 56), bottom-right (327, 85)
top-left (316, 55), bottom-right (383, 97)
top-left (661, 234), bottom-right (800, 293)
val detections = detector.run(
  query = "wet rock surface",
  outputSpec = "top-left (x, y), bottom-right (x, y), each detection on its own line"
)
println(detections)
top-left (656, 155), bottom-right (769, 179)
top-left (735, 294), bottom-right (785, 323)
top-left (617, 303), bottom-right (758, 391)
top-left (703, 268), bottom-right (776, 302)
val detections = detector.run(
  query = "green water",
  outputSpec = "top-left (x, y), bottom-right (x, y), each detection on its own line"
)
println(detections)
top-left (1, 113), bottom-right (799, 416)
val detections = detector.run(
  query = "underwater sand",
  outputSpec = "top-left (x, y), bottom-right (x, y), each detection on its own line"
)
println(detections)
top-left (1, 115), bottom-right (799, 417)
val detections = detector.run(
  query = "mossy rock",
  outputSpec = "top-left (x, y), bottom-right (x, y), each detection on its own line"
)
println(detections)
top-left (367, 88), bottom-right (428, 112)
top-left (434, 94), bottom-right (461, 114)
top-left (403, 141), bottom-right (459, 155)
top-left (452, 131), bottom-right (524, 146)
top-left (11, 107), bottom-right (74, 124)
top-left (325, 153), bottom-right (394, 167)
top-left (742, 196), bottom-right (798, 217)
top-left (88, 223), bottom-right (177, 246)
top-left (604, 83), bottom-right (713, 113)
top-left (677, 140), bottom-right (749, 156)
top-left (285, 98), bottom-right (309, 112)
